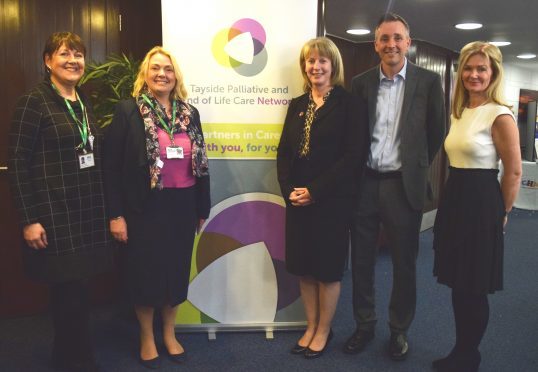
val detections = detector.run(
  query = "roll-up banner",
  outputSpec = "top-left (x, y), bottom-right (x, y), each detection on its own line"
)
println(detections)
top-left (161, 0), bottom-right (319, 332)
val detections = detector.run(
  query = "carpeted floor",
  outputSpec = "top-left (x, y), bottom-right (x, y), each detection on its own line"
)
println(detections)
top-left (1, 209), bottom-right (537, 371)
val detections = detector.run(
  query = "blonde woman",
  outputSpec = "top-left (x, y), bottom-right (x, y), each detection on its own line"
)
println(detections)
top-left (432, 41), bottom-right (521, 372)
top-left (104, 46), bottom-right (210, 368)
top-left (277, 37), bottom-right (368, 359)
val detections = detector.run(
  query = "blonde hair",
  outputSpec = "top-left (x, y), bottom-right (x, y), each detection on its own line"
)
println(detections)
top-left (132, 46), bottom-right (188, 100)
top-left (452, 41), bottom-right (510, 119)
top-left (299, 37), bottom-right (344, 92)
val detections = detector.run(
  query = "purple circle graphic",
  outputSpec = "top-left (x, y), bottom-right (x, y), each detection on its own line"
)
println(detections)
top-left (231, 18), bottom-right (266, 48)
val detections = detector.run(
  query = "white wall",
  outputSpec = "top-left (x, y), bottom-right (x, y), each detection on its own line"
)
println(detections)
top-left (503, 63), bottom-right (538, 119)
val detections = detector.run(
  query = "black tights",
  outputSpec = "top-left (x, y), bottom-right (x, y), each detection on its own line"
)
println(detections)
top-left (50, 280), bottom-right (94, 364)
top-left (451, 289), bottom-right (489, 354)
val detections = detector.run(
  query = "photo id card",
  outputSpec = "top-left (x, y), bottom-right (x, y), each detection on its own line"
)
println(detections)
top-left (166, 146), bottom-right (184, 159)
top-left (78, 152), bottom-right (95, 169)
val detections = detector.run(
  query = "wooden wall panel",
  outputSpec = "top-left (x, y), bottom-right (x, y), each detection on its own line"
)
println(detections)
top-left (328, 35), bottom-right (378, 88)
top-left (0, 0), bottom-right (127, 317)
top-left (118, 0), bottom-right (162, 59)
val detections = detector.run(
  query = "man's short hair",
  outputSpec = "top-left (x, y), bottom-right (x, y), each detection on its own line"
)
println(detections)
top-left (375, 13), bottom-right (410, 39)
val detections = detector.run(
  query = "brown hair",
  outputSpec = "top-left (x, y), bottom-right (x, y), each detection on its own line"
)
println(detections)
top-left (43, 32), bottom-right (86, 66)
top-left (375, 13), bottom-right (410, 39)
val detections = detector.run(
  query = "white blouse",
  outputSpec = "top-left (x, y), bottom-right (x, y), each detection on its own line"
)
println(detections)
top-left (444, 103), bottom-right (515, 169)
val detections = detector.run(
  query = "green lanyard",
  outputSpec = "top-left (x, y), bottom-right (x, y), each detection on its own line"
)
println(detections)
top-left (142, 95), bottom-right (177, 142)
top-left (51, 83), bottom-right (91, 150)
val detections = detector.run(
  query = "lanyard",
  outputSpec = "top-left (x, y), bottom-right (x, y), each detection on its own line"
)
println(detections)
top-left (142, 95), bottom-right (177, 142)
top-left (51, 83), bottom-right (92, 150)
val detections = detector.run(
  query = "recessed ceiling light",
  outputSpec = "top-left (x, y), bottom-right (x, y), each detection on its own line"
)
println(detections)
top-left (489, 41), bottom-right (511, 47)
top-left (346, 28), bottom-right (370, 35)
top-left (454, 23), bottom-right (483, 30)
top-left (517, 53), bottom-right (537, 59)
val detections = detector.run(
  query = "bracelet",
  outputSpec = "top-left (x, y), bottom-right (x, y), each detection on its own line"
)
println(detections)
top-left (110, 216), bottom-right (123, 220)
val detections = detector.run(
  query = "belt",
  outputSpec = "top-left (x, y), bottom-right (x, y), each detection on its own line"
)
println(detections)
top-left (365, 167), bottom-right (402, 179)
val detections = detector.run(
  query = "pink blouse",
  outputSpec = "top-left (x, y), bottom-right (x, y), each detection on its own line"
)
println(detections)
top-left (157, 127), bottom-right (195, 188)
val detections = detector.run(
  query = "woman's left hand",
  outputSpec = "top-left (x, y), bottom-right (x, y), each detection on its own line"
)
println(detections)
top-left (289, 187), bottom-right (314, 206)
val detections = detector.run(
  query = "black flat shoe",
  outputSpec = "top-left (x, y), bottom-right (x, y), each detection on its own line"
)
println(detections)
top-left (167, 351), bottom-right (186, 364)
top-left (139, 356), bottom-right (160, 369)
top-left (304, 330), bottom-right (333, 359)
top-left (290, 342), bottom-right (308, 355)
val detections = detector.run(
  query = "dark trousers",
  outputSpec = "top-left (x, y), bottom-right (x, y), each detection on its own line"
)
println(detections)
top-left (50, 280), bottom-right (94, 365)
top-left (350, 172), bottom-right (422, 334)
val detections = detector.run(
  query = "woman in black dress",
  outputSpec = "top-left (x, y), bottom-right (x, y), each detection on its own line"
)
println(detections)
top-left (277, 37), bottom-right (368, 359)
top-left (8, 32), bottom-right (113, 371)
top-left (104, 46), bottom-right (210, 368)
top-left (432, 42), bottom-right (522, 372)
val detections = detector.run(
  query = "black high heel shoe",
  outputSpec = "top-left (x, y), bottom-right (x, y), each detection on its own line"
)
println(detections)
top-left (432, 347), bottom-right (459, 370)
top-left (304, 330), bottom-right (333, 359)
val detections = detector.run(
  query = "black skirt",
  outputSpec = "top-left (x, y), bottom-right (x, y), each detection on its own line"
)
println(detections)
top-left (433, 167), bottom-right (505, 294)
top-left (123, 187), bottom-right (197, 307)
top-left (285, 197), bottom-right (352, 282)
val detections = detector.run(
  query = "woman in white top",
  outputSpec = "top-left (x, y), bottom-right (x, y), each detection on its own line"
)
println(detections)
top-left (432, 42), bottom-right (521, 372)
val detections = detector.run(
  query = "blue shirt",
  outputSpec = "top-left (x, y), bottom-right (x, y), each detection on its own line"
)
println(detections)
top-left (368, 59), bottom-right (407, 172)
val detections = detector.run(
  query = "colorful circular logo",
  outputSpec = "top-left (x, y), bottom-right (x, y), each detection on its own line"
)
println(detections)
top-left (211, 18), bottom-right (268, 77)
top-left (178, 193), bottom-right (302, 325)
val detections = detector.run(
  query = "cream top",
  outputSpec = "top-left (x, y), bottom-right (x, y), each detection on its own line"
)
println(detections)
top-left (445, 103), bottom-right (515, 169)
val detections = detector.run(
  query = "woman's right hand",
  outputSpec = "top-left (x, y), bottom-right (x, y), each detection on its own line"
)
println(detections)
top-left (23, 223), bottom-right (48, 249)
top-left (110, 217), bottom-right (128, 243)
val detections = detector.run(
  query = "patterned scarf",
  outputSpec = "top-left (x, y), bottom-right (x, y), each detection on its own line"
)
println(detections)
top-left (137, 90), bottom-right (209, 190)
top-left (298, 88), bottom-right (333, 158)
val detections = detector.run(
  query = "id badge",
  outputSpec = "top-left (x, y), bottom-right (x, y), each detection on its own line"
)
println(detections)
top-left (78, 152), bottom-right (95, 169)
top-left (166, 146), bottom-right (184, 159)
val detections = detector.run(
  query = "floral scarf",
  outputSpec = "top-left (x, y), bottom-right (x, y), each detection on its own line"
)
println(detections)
top-left (137, 90), bottom-right (209, 190)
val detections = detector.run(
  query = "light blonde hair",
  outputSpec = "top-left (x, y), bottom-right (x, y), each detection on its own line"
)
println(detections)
top-left (299, 37), bottom-right (344, 92)
top-left (452, 41), bottom-right (510, 119)
top-left (132, 46), bottom-right (188, 100)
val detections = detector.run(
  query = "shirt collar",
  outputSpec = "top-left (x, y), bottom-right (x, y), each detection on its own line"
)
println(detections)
top-left (379, 58), bottom-right (407, 81)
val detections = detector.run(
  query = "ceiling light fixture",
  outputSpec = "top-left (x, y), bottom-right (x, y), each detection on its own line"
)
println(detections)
top-left (517, 53), bottom-right (537, 59)
top-left (489, 41), bottom-right (511, 47)
top-left (454, 23), bottom-right (483, 30)
top-left (346, 28), bottom-right (370, 35)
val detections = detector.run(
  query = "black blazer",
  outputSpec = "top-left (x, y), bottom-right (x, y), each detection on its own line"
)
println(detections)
top-left (103, 99), bottom-right (210, 218)
top-left (352, 62), bottom-right (446, 210)
top-left (276, 85), bottom-right (369, 204)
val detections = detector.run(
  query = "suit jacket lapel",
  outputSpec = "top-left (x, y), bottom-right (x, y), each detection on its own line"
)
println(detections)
top-left (315, 89), bottom-right (340, 122)
top-left (368, 69), bottom-right (380, 134)
top-left (400, 62), bottom-right (418, 128)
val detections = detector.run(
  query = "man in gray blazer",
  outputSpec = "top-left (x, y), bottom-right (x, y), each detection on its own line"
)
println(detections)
top-left (344, 13), bottom-right (446, 360)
